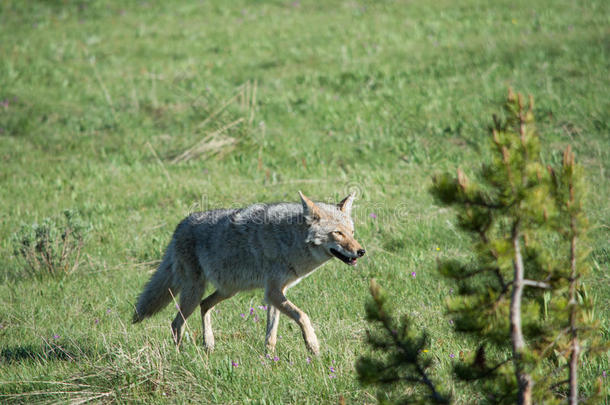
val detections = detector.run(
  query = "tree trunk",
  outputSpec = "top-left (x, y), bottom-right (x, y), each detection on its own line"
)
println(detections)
top-left (568, 216), bottom-right (579, 405)
top-left (510, 225), bottom-right (533, 405)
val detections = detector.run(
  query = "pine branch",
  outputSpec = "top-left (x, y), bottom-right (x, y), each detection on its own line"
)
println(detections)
top-left (549, 379), bottom-right (570, 391)
top-left (522, 279), bottom-right (550, 289)
top-left (357, 279), bottom-right (451, 404)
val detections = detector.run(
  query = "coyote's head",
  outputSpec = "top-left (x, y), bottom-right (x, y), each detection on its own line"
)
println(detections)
top-left (299, 191), bottom-right (365, 266)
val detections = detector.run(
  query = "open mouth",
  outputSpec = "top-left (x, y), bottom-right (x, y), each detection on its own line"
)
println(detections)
top-left (330, 248), bottom-right (357, 266)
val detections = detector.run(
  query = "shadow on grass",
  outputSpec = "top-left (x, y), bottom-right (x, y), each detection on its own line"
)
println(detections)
top-left (0, 340), bottom-right (164, 403)
top-left (0, 341), bottom-right (95, 364)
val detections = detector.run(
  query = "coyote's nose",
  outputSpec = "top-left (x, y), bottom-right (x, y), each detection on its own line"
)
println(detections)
top-left (357, 249), bottom-right (366, 257)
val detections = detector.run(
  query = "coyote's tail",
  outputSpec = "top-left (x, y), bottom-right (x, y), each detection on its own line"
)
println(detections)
top-left (132, 242), bottom-right (179, 323)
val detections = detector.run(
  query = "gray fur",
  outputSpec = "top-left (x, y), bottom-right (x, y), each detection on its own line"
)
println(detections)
top-left (132, 192), bottom-right (364, 355)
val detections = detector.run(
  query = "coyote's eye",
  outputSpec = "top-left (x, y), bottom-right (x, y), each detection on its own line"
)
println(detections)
top-left (332, 230), bottom-right (344, 237)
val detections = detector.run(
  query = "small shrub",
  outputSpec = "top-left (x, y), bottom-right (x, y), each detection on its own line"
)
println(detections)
top-left (11, 209), bottom-right (90, 278)
top-left (356, 279), bottom-right (450, 404)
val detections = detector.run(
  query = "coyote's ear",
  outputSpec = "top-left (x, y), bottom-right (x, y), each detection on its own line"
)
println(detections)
top-left (299, 191), bottom-right (321, 221)
top-left (337, 192), bottom-right (355, 216)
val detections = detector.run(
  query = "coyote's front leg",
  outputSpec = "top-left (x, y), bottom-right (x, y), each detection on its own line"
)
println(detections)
top-left (265, 305), bottom-right (281, 353)
top-left (265, 285), bottom-right (320, 356)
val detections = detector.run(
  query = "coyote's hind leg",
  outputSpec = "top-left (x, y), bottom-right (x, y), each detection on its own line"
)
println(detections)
top-left (171, 282), bottom-right (205, 347)
top-left (200, 290), bottom-right (233, 351)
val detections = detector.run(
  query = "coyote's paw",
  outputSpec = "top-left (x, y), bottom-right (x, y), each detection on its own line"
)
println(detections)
top-left (306, 339), bottom-right (320, 356)
top-left (265, 343), bottom-right (276, 355)
top-left (171, 327), bottom-right (182, 347)
top-left (203, 334), bottom-right (215, 353)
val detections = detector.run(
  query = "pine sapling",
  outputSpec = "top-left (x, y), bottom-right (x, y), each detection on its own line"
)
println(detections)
top-left (431, 89), bottom-right (606, 403)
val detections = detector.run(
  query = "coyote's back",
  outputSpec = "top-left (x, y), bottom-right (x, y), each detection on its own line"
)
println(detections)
top-left (132, 191), bottom-right (365, 355)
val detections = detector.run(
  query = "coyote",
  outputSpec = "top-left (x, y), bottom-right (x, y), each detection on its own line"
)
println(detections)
top-left (133, 191), bottom-right (365, 355)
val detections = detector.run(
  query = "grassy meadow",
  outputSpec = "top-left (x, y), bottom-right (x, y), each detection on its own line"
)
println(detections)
top-left (1, 0), bottom-right (608, 403)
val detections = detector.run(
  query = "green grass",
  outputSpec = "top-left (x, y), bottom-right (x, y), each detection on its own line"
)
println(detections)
top-left (0, 0), bottom-right (608, 403)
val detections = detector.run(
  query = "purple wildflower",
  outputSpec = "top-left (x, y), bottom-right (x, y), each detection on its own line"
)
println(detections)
top-left (411, 271), bottom-right (416, 278)
top-left (94, 318), bottom-right (99, 324)
top-left (329, 374), bottom-right (337, 379)
top-left (329, 366), bottom-right (336, 373)
top-left (450, 353), bottom-right (455, 358)
top-left (53, 334), bottom-right (60, 339)
top-left (231, 361), bottom-right (239, 368)
top-left (266, 353), bottom-right (271, 359)
top-left (273, 356), bottom-right (279, 362)
top-left (306, 357), bottom-right (311, 364)
top-left (240, 313), bottom-right (245, 318)
top-left (258, 305), bottom-right (268, 310)
top-left (249, 307), bottom-right (255, 315)
top-left (106, 308), bottom-right (112, 314)
top-left (369, 213), bottom-right (377, 219)
top-left (603, 371), bottom-right (607, 378)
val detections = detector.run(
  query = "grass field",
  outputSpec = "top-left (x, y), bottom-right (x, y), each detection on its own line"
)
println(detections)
top-left (1, 0), bottom-right (608, 403)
